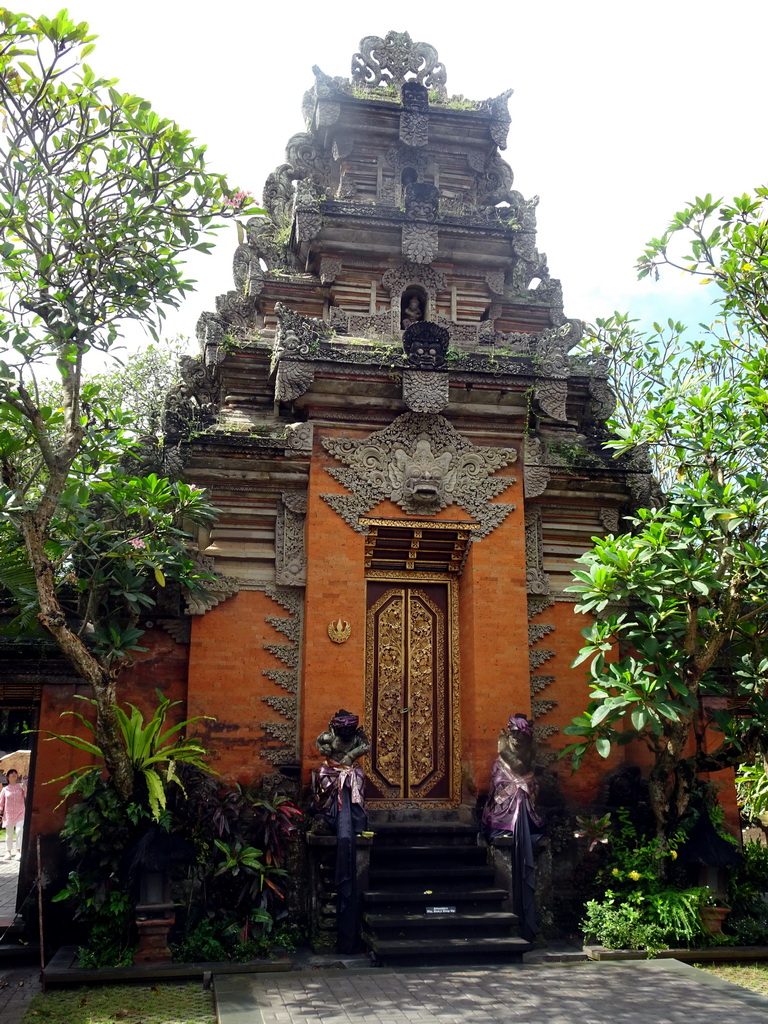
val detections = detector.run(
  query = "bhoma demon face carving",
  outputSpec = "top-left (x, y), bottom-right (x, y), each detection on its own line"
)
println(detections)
top-left (392, 437), bottom-right (452, 507)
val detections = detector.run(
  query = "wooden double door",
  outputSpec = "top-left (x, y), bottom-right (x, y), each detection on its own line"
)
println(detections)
top-left (365, 580), bottom-right (457, 804)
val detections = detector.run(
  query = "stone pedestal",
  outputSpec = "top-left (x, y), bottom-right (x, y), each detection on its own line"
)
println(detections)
top-left (134, 904), bottom-right (175, 964)
top-left (306, 834), bottom-right (372, 953)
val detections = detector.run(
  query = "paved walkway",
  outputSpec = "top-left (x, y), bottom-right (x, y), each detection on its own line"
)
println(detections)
top-left (0, 966), bottom-right (39, 1023)
top-left (0, 852), bottom-right (20, 929)
top-left (214, 960), bottom-right (768, 1024)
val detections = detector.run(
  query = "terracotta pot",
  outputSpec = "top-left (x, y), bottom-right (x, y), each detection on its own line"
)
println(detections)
top-left (699, 904), bottom-right (730, 936)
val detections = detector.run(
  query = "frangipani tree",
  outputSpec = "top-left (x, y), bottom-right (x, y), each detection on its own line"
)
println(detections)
top-left (565, 189), bottom-right (768, 841)
top-left (0, 10), bottom-right (259, 799)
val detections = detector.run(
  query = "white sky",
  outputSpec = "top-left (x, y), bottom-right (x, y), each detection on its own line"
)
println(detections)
top-left (64, 0), bottom-right (768, 352)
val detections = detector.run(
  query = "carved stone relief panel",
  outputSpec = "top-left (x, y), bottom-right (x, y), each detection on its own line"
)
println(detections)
top-left (402, 223), bottom-right (439, 264)
top-left (524, 437), bottom-right (551, 499)
top-left (321, 412), bottom-right (517, 538)
top-left (402, 370), bottom-right (449, 413)
top-left (275, 362), bottom-right (315, 403)
top-left (528, 582), bottom-right (559, 748)
top-left (184, 554), bottom-right (241, 615)
top-left (400, 82), bottom-right (429, 147)
top-left (534, 378), bottom-right (568, 422)
top-left (381, 263), bottom-right (446, 310)
top-left (258, 583), bottom-right (304, 766)
top-left (275, 492), bottom-right (308, 587)
top-left (524, 508), bottom-right (550, 595)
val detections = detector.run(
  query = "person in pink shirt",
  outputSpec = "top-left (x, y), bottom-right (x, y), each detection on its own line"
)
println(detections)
top-left (0, 770), bottom-right (26, 859)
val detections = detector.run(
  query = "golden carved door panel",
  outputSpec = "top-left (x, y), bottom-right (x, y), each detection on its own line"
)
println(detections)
top-left (365, 580), bottom-right (457, 804)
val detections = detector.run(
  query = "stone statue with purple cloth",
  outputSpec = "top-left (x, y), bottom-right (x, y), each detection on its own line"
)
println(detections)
top-left (312, 710), bottom-right (370, 952)
top-left (482, 713), bottom-right (543, 942)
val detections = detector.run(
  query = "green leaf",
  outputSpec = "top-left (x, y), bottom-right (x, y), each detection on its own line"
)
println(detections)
top-left (595, 737), bottom-right (612, 759)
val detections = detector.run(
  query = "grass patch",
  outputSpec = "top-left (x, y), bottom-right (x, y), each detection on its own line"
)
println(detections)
top-left (698, 962), bottom-right (768, 997)
top-left (21, 982), bottom-right (215, 1024)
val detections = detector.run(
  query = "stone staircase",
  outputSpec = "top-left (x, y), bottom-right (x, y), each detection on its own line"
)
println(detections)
top-left (361, 822), bottom-right (531, 965)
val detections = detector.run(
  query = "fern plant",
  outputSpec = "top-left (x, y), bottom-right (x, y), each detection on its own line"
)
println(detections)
top-left (45, 690), bottom-right (213, 820)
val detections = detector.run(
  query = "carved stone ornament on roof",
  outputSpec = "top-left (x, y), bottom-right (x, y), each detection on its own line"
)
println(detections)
top-left (262, 163), bottom-right (295, 223)
top-left (352, 32), bottom-right (447, 97)
top-left (381, 262), bottom-right (446, 299)
top-left (386, 143), bottom-right (428, 183)
top-left (599, 507), bottom-right (621, 534)
top-left (485, 270), bottom-right (506, 296)
top-left (523, 437), bottom-right (551, 499)
top-left (589, 377), bottom-right (617, 424)
top-left (273, 303), bottom-right (330, 362)
top-left (476, 151), bottom-right (515, 206)
top-left (329, 307), bottom-right (394, 339)
top-left (627, 471), bottom-right (653, 510)
top-left (270, 304), bottom-right (329, 403)
top-left (319, 256), bottom-right (342, 284)
top-left (403, 321), bottom-right (449, 369)
top-left (486, 89), bottom-right (514, 150)
top-left (196, 310), bottom-right (224, 350)
top-left (121, 436), bottom-right (188, 481)
top-left (404, 182), bottom-right (439, 222)
top-left (232, 245), bottom-right (264, 298)
top-left (285, 132), bottom-right (330, 186)
top-left (215, 291), bottom-right (256, 331)
top-left (293, 180), bottom-right (322, 243)
top-left (321, 412), bottom-right (517, 538)
top-left (402, 223), bottom-right (438, 264)
top-left (275, 362), bottom-right (315, 403)
top-left (402, 370), bottom-right (449, 413)
top-left (400, 81), bottom-right (430, 147)
top-left (163, 355), bottom-right (219, 435)
top-left (534, 378), bottom-right (568, 422)
top-left (283, 422), bottom-right (313, 453)
top-left (247, 217), bottom-right (297, 274)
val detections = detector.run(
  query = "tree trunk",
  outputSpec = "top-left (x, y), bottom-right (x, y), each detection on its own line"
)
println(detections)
top-left (647, 713), bottom-right (694, 845)
top-left (22, 519), bottom-right (134, 802)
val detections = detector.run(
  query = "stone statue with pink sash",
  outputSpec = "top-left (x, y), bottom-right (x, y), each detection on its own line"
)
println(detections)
top-left (482, 713), bottom-right (543, 941)
top-left (312, 710), bottom-right (371, 953)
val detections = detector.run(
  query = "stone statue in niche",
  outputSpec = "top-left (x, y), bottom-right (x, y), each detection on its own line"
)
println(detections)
top-left (402, 320), bottom-right (449, 369)
top-left (312, 709), bottom-right (370, 955)
top-left (401, 293), bottom-right (424, 330)
top-left (482, 712), bottom-right (543, 942)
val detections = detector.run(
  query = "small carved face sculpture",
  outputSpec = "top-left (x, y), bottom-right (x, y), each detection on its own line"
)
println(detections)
top-left (412, 340), bottom-right (439, 367)
top-left (398, 438), bottom-right (452, 507)
top-left (334, 722), bottom-right (357, 743)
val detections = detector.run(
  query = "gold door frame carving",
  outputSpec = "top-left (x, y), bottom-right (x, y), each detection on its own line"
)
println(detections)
top-left (365, 574), bottom-right (460, 808)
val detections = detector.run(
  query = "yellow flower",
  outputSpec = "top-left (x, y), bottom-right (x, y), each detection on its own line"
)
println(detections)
top-left (670, 850), bottom-right (678, 860)
top-left (628, 870), bottom-right (641, 881)
top-left (611, 868), bottom-right (620, 877)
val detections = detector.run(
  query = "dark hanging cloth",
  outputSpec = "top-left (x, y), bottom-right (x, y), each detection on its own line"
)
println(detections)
top-left (481, 759), bottom-right (543, 943)
top-left (313, 761), bottom-right (368, 953)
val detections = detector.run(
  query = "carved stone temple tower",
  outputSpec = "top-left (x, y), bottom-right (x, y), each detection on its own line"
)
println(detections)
top-left (160, 30), bottom-right (649, 812)
top-left (9, 30), bottom-right (658, 955)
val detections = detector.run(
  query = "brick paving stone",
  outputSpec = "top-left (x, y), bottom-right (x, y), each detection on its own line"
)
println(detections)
top-left (215, 961), bottom-right (768, 1024)
top-left (0, 966), bottom-right (41, 1024)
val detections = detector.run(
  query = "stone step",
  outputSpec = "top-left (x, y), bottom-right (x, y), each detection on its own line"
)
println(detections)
top-left (364, 910), bottom-right (518, 932)
top-left (361, 933), bottom-right (531, 961)
top-left (363, 886), bottom-right (508, 905)
top-left (370, 865), bottom-right (494, 882)
top-left (370, 844), bottom-right (487, 862)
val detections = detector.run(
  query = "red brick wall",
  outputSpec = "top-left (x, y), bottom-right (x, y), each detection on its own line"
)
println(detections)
top-left (187, 589), bottom-right (298, 782)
